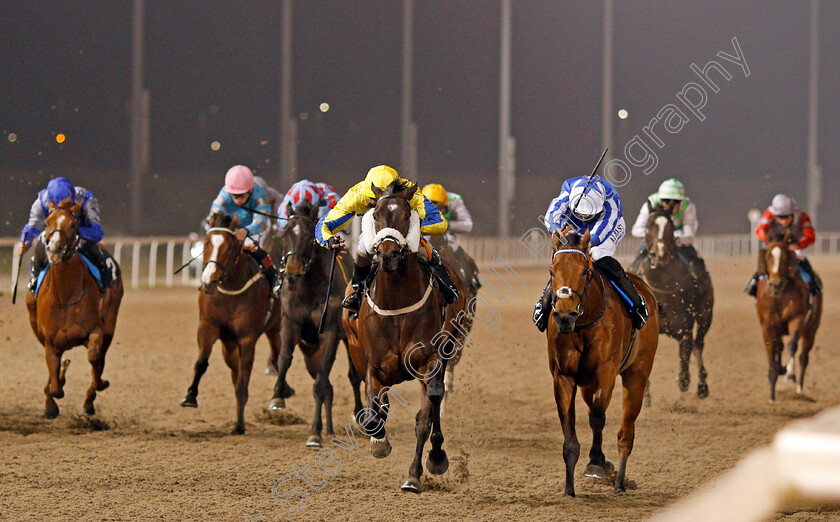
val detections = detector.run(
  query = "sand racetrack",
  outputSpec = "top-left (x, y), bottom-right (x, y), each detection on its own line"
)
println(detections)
top-left (0, 257), bottom-right (838, 521)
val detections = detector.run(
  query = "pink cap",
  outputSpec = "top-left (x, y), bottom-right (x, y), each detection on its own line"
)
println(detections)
top-left (224, 165), bottom-right (254, 194)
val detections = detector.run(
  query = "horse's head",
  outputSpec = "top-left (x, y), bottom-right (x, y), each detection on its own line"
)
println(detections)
top-left (201, 212), bottom-right (241, 291)
top-left (367, 180), bottom-right (420, 273)
top-left (550, 228), bottom-right (593, 333)
top-left (280, 199), bottom-right (319, 286)
top-left (43, 198), bottom-right (82, 264)
top-left (763, 230), bottom-right (797, 297)
top-left (645, 204), bottom-right (676, 268)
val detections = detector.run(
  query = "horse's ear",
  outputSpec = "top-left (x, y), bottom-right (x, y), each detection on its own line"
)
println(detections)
top-left (551, 230), bottom-right (563, 252)
top-left (370, 183), bottom-right (383, 200)
top-left (48, 199), bottom-right (56, 211)
top-left (230, 215), bottom-right (239, 230)
top-left (309, 202), bottom-right (320, 221)
top-left (646, 199), bottom-right (654, 213)
top-left (406, 183), bottom-right (418, 200)
top-left (783, 230), bottom-right (791, 244)
top-left (581, 229), bottom-right (591, 251)
top-left (70, 201), bottom-right (82, 215)
top-left (285, 202), bottom-right (294, 218)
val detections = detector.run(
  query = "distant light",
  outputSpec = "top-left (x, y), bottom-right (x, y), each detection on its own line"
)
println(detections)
top-left (299, 111), bottom-right (309, 121)
top-left (319, 103), bottom-right (329, 113)
top-left (210, 141), bottom-right (221, 151)
top-left (617, 109), bottom-right (629, 120)
top-left (8, 133), bottom-right (17, 143)
top-left (259, 140), bottom-right (268, 146)
top-left (56, 133), bottom-right (66, 144)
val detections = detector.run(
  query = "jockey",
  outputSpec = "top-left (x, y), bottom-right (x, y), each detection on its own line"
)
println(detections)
top-left (16, 177), bottom-right (112, 290)
top-left (533, 175), bottom-right (648, 332)
top-left (277, 180), bottom-right (340, 229)
top-left (630, 178), bottom-right (705, 279)
top-left (422, 183), bottom-right (481, 292)
top-left (745, 194), bottom-right (820, 296)
top-left (316, 165), bottom-right (459, 315)
top-left (204, 165), bottom-right (283, 298)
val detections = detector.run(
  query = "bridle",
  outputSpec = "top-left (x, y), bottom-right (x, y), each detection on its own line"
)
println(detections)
top-left (204, 227), bottom-right (242, 285)
top-left (280, 214), bottom-right (316, 274)
top-left (646, 211), bottom-right (676, 268)
top-left (371, 194), bottom-right (413, 262)
top-left (45, 207), bottom-right (81, 263)
top-left (550, 248), bottom-right (606, 328)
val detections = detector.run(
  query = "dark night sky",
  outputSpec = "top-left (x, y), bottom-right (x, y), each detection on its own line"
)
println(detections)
top-left (1, 1), bottom-right (838, 236)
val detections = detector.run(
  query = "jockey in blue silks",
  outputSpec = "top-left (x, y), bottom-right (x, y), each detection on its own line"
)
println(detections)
top-left (533, 175), bottom-right (648, 332)
top-left (203, 165), bottom-right (283, 298)
top-left (16, 177), bottom-right (112, 290)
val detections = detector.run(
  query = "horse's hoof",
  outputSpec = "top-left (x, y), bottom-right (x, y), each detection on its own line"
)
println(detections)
top-left (264, 366), bottom-right (278, 376)
top-left (677, 375), bottom-right (689, 393)
top-left (584, 460), bottom-right (614, 479)
top-left (401, 477), bottom-right (422, 493)
top-left (306, 435), bottom-right (322, 448)
top-left (614, 483), bottom-right (627, 494)
top-left (281, 385), bottom-right (295, 399)
top-left (785, 373), bottom-right (796, 383)
top-left (697, 382), bottom-right (709, 399)
top-left (81, 404), bottom-right (95, 416)
top-left (563, 486), bottom-right (576, 498)
top-left (370, 435), bottom-right (392, 458)
top-left (44, 405), bottom-right (59, 419)
top-left (99, 380), bottom-right (110, 391)
top-left (180, 396), bottom-right (198, 408)
top-left (268, 398), bottom-right (286, 411)
top-left (232, 426), bottom-right (245, 435)
top-left (426, 450), bottom-right (449, 475)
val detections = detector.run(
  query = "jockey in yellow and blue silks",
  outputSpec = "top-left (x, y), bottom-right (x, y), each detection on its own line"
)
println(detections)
top-left (533, 175), bottom-right (648, 332)
top-left (16, 177), bottom-right (112, 290)
top-left (316, 165), bottom-right (458, 314)
top-left (204, 165), bottom-right (283, 298)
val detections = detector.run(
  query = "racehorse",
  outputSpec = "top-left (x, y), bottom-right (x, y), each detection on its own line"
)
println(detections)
top-left (755, 231), bottom-right (822, 402)
top-left (267, 200), bottom-right (363, 447)
top-left (180, 212), bottom-right (282, 434)
top-left (343, 180), bottom-right (469, 493)
top-left (547, 229), bottom-right (659, 496)
top-left (631, 204), bottom-right (713, 398)
top-left (26, 198), bottom-right (123, 418)
top-left (427, 234), bottom-right (476, 396)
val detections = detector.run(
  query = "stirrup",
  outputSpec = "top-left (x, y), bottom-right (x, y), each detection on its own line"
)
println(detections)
top-left (631, 295), bottom-right (648, 330)
top-left (533, 301), bottom-right (549, 332)
top-left (342, 284), bottom-right (364, 317)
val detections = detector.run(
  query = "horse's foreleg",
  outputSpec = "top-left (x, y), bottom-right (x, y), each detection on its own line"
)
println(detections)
top-left (582, 381), bottom-right (615, 480)
top-left (426, 366), bottom-right (449, 476)
top-left (269, 322), bottom-right (300, 411)
top-left (264, 321), bottom-right (281, 376)
top-left (346, 342), bottom-right (364, 420)
top-left (83, 329), bottom-right (109, 416)
top-left (232, 338), bottom-right (256, 435)
top-left (763, 328), bottom-right (781, 403)
top-left (403, 387), bottom-right (432, 493)
top-left (553, 372), bottom-right (579, 497)
top-left (364, 372), bottom-right (391, 459)
top-left (181, 322), bottom-right (217, 408)
top-left (307, 331), bottom-right (339, 448)
top-left (677, 334), bottom-right (692, 392)
top-left (43, 345), bottom-right (65, 419)
top-left (615, 369), bottom-right (647, 493)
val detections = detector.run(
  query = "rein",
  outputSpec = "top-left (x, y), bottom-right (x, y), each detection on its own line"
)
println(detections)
top-left (204, 227), bottom-right (245, 289)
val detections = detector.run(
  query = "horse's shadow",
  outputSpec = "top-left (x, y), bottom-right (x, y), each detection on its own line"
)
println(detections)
top-left (0, 406), bottom-right (115, 436)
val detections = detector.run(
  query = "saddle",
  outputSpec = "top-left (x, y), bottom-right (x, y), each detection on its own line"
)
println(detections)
top-left (34, 252), bottom-right (109, 297)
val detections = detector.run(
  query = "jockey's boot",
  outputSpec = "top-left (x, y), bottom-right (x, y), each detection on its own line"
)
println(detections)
top-left (426, 249), bottom-right (459, 305)
top-left (677, 245), bottom-right (704, 281)
top-left (595, 256), bottom-right (648, 330)
top-left (250, 248), bottom-right (282, 298)
top-left (342, 264), bottom-right (372, 317)
top-left (744, 272), bottom-right (759, 297)
top-left (797, 258), bottom-right (822, 295)
top-left (533, 280), bottom-right (552, 332)
top-left (80, 241), bottom-right (112, 288)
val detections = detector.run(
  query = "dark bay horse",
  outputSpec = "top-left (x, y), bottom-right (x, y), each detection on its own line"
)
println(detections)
top-left (631, 205), bottom-right (714, 397)
top-left (547, 229), bottom-right (659, 496)
top-left (267, 200), bottom-right (363, 448)
top-left (343, 180), bottom-right (469, 493)
top-left (755, 232), bottom-right (822, 402)
top-left (26, 199), bottom-right (123, 418)
top-left (180, 213), bottom-right (282, 434)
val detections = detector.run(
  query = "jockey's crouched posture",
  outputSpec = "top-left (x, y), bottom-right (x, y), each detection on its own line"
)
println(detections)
top-left (277, 180), bottom-right (340, 230)
top-left (17, 177), bottom-right (112, 291)
top-left (533, 176), bottom-right (648, 332)
top-left (205, 165), bottom-right (283, 298)
top-left (745, 194), bottom-right (821, 296)
top-left (315, 165), bottom-right (459, 316)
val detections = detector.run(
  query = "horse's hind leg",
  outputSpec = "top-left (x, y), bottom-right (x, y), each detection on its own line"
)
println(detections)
top-left (693, 324), bottom-right (711, 399)
top-left (181, 322), bottom-right (217, 408)
top-left (346, 342), bottom-right (363, 421)
top-left (677, 334), bottom-right (692, 392)
top-left (230, 337), bottom-right (256, 435)
top-left (43, 346), bottom-right (68, 419)
top-left (82, 329), bottom-right (109, 415)
top-left (268, 322), bottom-right (300, 410)
top-left (582, 380), bottom-right (616, 480)
top-left (307, 333), bottom-right (339, 448)
top-left (615, 369), bottom-right (648, 493)
top-left (403, 387), bottom-right (432, 493)
top-left (425, 368), bottom-right (449, 476)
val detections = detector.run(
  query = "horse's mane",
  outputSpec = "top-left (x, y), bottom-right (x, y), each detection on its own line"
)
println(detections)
top-left (556, 230), bottom-right (583, 247)
top-left (381, 179), bottom-right (414, 199)
top-left (766, 225), bottom-right (789, 244)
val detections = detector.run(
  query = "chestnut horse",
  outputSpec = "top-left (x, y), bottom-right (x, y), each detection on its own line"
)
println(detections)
top-left (755, 232), bottom-right (822, 402)
top-left (267, 200), bottom-right (363, 448)
top-left (547, 229), bottom-right (659, 496)
top-left (26, 199), bottom-right (123, 418)
top-left (343, 180), bottom-right (468, 493)
top-left (180, 213), bottom-right (282, 434)
top-left (632, 205), bottom-right (713, 397)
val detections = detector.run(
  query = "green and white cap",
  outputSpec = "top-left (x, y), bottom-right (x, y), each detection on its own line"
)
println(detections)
top-left (657, 178), bottom-right (685, 200)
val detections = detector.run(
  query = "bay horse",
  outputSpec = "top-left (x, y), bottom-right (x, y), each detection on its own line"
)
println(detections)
top-left (547, 229), bottom-right (659, 496)
top-left (267, 200), bottom-right (363, 448)
top-left (180, 212), bottom-right (282, 434)
top-left (755, 231), bottom-right (822, 402)
top-left (26, 198), bottom-right (123, 418)
top-left (343, 180), bottom-right (469, 493)
top-left (631, 205), bottom-right (714, 397)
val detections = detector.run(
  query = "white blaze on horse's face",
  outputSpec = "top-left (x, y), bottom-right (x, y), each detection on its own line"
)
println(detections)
top-left (202, 234), bottom-right (225, 285)
top-left (292, 223), bottom-right (301, 236)
top-left (653, 215), bottom-right (669, 257)
top-left (770, 246), bottom-right (782, 275)
top-left (387, 203), bottom-right (398, 212)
